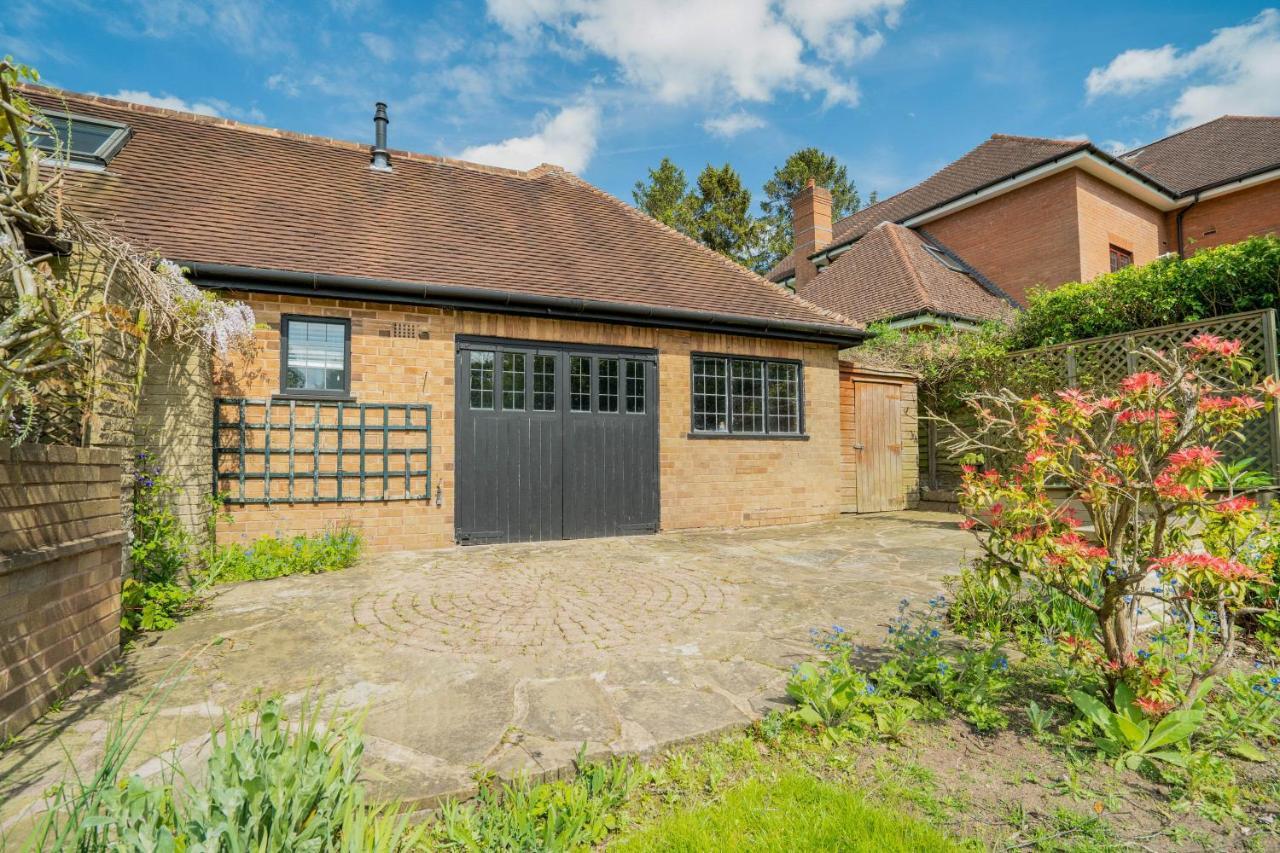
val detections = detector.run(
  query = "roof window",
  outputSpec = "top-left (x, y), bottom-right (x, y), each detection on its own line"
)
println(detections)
top-left (922, 243), bottom-right (969, 274)
top-left (30, 112), bottom-right (132, 168)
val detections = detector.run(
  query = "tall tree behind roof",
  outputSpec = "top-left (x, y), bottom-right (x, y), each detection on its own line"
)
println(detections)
top-left (632, 157), bottom-right (695, 236)
top-left (759, 148), bottom-right (860, 272)
top-left (689, 163), bottom-right (762, 269)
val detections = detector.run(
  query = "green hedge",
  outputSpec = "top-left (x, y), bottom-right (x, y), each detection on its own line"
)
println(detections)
top-left (1009, 235), bottom-right (1280, 349)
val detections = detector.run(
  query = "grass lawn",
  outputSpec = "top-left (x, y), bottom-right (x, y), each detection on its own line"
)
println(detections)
top-left (612, 771), bottom-right (963, 852)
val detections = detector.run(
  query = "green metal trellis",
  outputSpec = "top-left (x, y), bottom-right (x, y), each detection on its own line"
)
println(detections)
top-left (214, 398), bottom-right (432, 505)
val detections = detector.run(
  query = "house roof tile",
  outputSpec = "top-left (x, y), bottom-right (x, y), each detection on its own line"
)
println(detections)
top-left (27, 87), bottom-right (858, 337)
top-left (1120, 115), bottom-right (1280, 194)
top-left (794, 223), bottom-right (1013, 325)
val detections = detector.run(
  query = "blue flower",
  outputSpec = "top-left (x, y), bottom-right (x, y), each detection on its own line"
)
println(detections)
top-left (929, 629), bottom-right (940, 639)
top-left (832, 625), bottom-right (845, 635)
top-left (937, 662), bottom-right (949, 674)
top-left (864, 683), bottom-right (877, 696)
top-left (992, 656), bottom-right (1009, 671)
top-left (1137, 649), bottom-right (1151, 660)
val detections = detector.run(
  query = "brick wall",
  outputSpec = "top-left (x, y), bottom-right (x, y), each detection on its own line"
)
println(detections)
top-left (1168, 178), bottom-right (1280, 255)
top-left (213, 293), bottom-right (844, 550)
top-left (0, 445), bottom-right (123, 739)
top-left (134, 339), bottom-right (215, 550)
top-left (922, 169), bottom-right (1082, 306)
top-left (1074, 171), bottom-right (1168, 281)
top-left (837, 364), bottom-right (919, 512)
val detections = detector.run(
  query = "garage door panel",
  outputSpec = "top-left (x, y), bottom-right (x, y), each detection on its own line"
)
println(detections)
top-left (456, 341), bottom-right (657, 545)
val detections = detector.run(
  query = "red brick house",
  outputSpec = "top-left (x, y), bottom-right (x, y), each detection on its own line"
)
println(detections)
top-left (27, 87), bottom-right (934, 552)
top-left (772, 116), bottom-right (1280, 328)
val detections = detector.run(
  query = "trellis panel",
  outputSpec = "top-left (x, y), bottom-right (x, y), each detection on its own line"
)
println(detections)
top-left (1007, 309), bottom-right (1280, 478)
top-left (214, 399), bottom-right (432, 505)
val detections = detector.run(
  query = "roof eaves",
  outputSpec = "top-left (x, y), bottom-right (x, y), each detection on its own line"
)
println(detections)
top-left (914, 228), bottom-right (1021, 307)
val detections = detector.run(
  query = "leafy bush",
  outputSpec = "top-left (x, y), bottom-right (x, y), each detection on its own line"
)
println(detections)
top-left (1009, 235), bottom-right (1280, 349)
top-left (123, 452), bottom-right (197, 634)
top-left (27, 697), bottom-right (424, 851)
top-left (953, 334), bottom-right (1278, 710)
top-left (432, 747), bottom-right (641, 850)
top-left (205, 524), bottom-right (362, 584)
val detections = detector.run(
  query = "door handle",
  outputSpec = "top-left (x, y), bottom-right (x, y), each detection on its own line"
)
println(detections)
top-left (852, 443), bottom-right (865, 450)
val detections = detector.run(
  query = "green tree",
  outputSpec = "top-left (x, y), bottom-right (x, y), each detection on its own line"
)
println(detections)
top-left (688, 163), bottom-right (761, 268)
top-left (632, 157), bottom-right (694, 235)
top-left (758, 148), bottom-right (860, 272)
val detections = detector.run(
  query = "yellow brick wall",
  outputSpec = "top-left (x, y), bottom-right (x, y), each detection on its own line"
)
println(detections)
top-left (214, 292), bottom-right (844, 551)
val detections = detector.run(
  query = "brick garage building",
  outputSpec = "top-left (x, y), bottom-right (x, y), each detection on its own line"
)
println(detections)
top-left (31, 88), bottom-right (905, 552)
top-left (770, 116), bottom-right (1280, 328)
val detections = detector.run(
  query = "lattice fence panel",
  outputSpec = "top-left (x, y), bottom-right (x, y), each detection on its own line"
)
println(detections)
top-left (1006, 309), bottom-right (1280, 478)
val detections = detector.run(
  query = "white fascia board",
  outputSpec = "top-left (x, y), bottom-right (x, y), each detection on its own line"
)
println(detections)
top-left (887, 313), bottom-right (979, 331)
top-left (901, 151), bottom-right (1180, 229)
top-left (1195, 166), bottom-right (1280, 202)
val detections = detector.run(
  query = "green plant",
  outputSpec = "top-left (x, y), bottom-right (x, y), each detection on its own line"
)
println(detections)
top-left (1069, 682), bottom-right (1207, 771)
top-left (28, 694), bottom-right (424, 851)
top-left (432, 745), bottom-right (640, 850)
top-left (122, 452), bottom-right (199, 634)
top-left (1026, 700), bottom-right (1056, 738)
top-left (204, 524), bottom-right (363, 584)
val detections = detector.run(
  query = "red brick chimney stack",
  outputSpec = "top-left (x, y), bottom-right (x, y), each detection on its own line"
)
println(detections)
top-left (790, 179), bottom-right (832, 287)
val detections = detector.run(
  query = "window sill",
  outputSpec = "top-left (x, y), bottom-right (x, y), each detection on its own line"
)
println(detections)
top-left (271, 393), bottom-right (357, 403)
top-left (686, 432), bottom-right (809, 441)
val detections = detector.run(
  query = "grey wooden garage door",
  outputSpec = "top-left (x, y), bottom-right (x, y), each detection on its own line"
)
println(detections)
top-left (455, 338), bottom-right (659, 544)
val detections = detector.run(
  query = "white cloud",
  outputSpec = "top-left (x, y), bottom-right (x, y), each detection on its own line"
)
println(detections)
top-left (1101, 138), bottom-right (1143, 156)
top-left (702, 111), bottom-right (767, 138)
top-left (360, 32), bottom-right (396, 62)
top-left (1085, 45), bottom-right (1179, 99)
top-left (116, 0), bottom-right (290, 55)
top-left (458, 103), bottom-right (600, 172)
top-left (1086, 9), bottom-right (1280, 127)
top-left (486, 0), bottom-right (901, 107)
top-left (100, 89), bottom-right (225, 117)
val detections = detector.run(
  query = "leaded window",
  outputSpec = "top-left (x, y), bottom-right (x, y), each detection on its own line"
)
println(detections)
top-left (533, 354), bottom-right (556, 411)
top-left (598, 359), bottom-right (620, 413)
top-left (570, 356), bottom-right (591, 412)
top-left (691, 354), bottom-right (802, 436)
top-left (625, 360), bottom-right (646, 414)
top-left (502, 352), bottom-right (526, 410)
top-left (470, 350), bottom-right (496, 409)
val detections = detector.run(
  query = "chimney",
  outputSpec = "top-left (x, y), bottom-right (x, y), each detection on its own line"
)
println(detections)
top-left (790, 179), bottom-right (832, 287)
top-left (370, 102), bottom-right (391, 171)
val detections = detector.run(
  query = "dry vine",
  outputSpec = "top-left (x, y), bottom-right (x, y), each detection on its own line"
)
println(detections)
top-left (1, 59), bottom-right (254, 445)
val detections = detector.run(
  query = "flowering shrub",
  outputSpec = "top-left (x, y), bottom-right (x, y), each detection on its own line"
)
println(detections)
top-left (123, 452), bottom-right (196, 634)
top-left (951, 334), bottom-right (1278, 713)
top-left (204, 524), bottom-right (362, 584)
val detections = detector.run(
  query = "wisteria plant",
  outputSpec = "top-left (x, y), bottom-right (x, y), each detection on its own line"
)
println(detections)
top-left (949, 333), bottom-right (1278, 713)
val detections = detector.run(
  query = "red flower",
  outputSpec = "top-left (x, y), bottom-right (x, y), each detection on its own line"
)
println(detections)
top-left (1111, 443), bottom-right (1136, 458)
top-left (958, 518), bottom-right (977, 530)
top-left (1120, 372), bottom-right (1165, 393)
top-left (1214, 495), bottom-right (1256, 514)
top-left (1149, 553), bottom-right (1271, 584)
top-left (1166, 446), bottom-right (1221, 472)
top-left (1184, 333), bottom-right (1244, 360)
top-left (1135, 696), bottom-right (1175, 716)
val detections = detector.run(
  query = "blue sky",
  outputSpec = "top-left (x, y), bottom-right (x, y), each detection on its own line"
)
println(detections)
top-left (7, 1), bottom-right (1279, 208)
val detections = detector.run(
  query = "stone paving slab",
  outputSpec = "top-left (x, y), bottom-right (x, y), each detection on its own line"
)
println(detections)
top-left (0, 511), bottom-right (973, 834)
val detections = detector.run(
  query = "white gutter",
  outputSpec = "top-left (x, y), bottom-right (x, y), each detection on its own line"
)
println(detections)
top-left (1194, 166), bottom-right (1280, 202)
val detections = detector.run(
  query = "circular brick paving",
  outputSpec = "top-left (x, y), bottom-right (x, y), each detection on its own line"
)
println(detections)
top-left (351, 555), bottom-right (734, 653)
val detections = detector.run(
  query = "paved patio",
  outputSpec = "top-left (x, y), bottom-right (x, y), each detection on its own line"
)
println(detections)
top-left (0, 511), bottom-right (972, 831)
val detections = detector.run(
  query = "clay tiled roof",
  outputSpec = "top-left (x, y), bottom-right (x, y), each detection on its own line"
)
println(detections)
top-left (1120, 116), bottom-right (1280, 194)
top-left (768, 134), bottom-right (1086, 281)
top-left (27, 87), bottom-right (857, 337)
top-left (794, 223), bottom-right (1013, 325)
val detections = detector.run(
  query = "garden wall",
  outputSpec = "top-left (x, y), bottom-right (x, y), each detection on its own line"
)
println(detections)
top-left (0, 445), bottom-right (123, 739)
top-left (134, 339), bottom-right (215, 549)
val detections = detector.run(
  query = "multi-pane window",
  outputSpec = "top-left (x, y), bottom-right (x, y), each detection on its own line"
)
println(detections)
top-left (282, 317), bottom-right (349, 395)
top-left (767, 362), bottom-right (800, 434)
top-left (31, 112), bottom-right (132, 167)
top-left (469, 350), bottom-right (495, 409)
top-left (691, 356), bottom-right (729, 432)
top-left (533, 354), bottom-right (556, 412)
top-left (597, 359), bottom-right (620, 413)
top-left (692, 355), bottom-right (802, 435)
top-left (502, 352), bottom-right (526, 410)
top-left (730, 360), bottom-right (765, 433)
top-left (625, 360), bottom-right (646, 414)
top-left (570, 356), bottom-right (592, 412)
top-left (1109, 244), bottom-right (1134, 272)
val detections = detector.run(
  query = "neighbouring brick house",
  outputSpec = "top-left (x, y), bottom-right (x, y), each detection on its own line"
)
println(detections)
top-left (27, 87), bottom-right (926, 552)
top-left (771, 116), bottom-right (1280, 327)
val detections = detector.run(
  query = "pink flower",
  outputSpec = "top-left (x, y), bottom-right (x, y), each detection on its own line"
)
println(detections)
top-left (1135, 696), bottom-right (1175, 716)
top-left (1166, 446), bottom-right (1221, 472)
top-left (1259, 376), bottom-right (1280, 399)
top-left (1056, 388), bottom-right (1098, 416)
top-left (1149, 553), bottom-right (1271, 584)
top-left (1111, 443), bottom-right (1135, 458)
top-left (958, 518), bottom-right (977, 530)
top-left (1184, 333), bottom-right (1244, 360)
top-left (1025, 448), bottom-right (1053, 465)
top-left (1120, 372), bottom-right (1165, 393)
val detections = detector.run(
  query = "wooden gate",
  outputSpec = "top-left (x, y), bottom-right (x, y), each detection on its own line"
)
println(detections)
top-left (839, 364), bottom-right (917, 513)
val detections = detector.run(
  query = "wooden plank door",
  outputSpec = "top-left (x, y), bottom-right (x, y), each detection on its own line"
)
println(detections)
top-left (854, 380), bottom-right (904, 512)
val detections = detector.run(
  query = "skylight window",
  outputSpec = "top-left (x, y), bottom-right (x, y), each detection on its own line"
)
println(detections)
top-left (922, 243), bottom-right (969, 274)
top-left (29, 112), bottom-right (131, 168)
